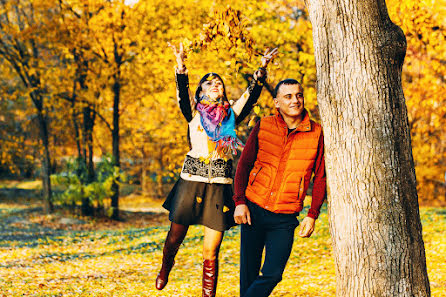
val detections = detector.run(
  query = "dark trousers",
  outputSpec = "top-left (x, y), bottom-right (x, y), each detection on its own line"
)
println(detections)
top-left (240, 200), bottom-right (299, 297)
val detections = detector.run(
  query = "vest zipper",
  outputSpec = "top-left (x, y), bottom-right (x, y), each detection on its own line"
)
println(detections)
top-left (299, 176), bottom-right (305, 199)
top-left (270, 126), bottom-right (295, 208)
top-left (284, 126), bottom-right (288, 144)
top-left (266, 126), bottom-right (288, 209)
top-left (250, 167), bottom-right (263, 185)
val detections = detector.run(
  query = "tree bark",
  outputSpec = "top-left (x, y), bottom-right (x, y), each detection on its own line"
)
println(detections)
top-left (71, 98), bottom-right (82, 160)
top-left (141, 147), bottom-right (150, 195)
top-left (305, 0), bottom-right (430, 296)
top-left (83, 105), bottom-right (96, 184)
top-left (111, 72), bottom-right (121, 220)
top-left (35, 99), bottom-right (53, 213)
top-left (109, 22), bottom-right (125, 220)
top-left (156, 148), bottom-right (164, 198)
top-left (81, 105), bottom-right (96, 216)
top-left (0, 1), bottom-right (54, 213)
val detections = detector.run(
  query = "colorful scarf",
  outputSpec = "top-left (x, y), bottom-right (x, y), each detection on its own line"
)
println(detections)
top-left (196, 97), bottom-right (243, 155)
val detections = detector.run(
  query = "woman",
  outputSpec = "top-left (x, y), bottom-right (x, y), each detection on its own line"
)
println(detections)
top-left (156, 43), bottom-right (277, 297)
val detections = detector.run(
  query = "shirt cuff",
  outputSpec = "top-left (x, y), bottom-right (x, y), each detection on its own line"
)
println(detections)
top-left (307, 208), bottom-right (320, 220)
top-left (253, 68), bottom-right (267, 83)
top-left (233, 195), bottom-right (247, 206)
top-left (175, 66), bottom-right (188, 74)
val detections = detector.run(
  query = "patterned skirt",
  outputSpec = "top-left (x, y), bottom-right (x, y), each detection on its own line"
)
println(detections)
top-left (162, 178), bottom-right (236, 231)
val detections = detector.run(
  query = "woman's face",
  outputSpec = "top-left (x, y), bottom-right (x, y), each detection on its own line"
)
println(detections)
top-left (200, 76), bottom-right (224, 101)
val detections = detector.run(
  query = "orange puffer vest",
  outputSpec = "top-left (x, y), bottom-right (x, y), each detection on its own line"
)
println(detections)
top-left (245, 111), bottom-right (322, 214)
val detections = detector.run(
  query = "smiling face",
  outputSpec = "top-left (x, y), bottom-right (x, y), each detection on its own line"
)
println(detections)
top-left (274, 83), bottom-right (305, 120)
top-left (200, 76), bottom-right (225, 101)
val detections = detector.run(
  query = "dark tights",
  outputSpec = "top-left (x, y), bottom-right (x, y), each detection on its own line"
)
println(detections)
top-left (164, 222), bottom-right (189, 250)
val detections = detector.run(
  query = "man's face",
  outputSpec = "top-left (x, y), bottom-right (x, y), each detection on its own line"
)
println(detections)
top-left (274, 83), bottom-right (305, 119)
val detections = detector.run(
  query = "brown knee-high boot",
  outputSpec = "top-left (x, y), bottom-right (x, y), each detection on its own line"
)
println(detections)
top-left (202, 259), bottom-right (218, 297)
top-left (155, 223), bottom-right (188, 290)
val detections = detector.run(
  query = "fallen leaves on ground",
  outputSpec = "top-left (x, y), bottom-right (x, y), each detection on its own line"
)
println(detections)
top-left (0, 202), bottom-right (444, 296)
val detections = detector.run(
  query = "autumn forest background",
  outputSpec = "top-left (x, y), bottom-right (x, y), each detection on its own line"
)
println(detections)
top-left (0, 0), bottom-right (445, 296)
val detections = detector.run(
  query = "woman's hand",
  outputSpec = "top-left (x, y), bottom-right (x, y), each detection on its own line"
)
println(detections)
top-left (260, 47), bottom-right (279, 68)
top-left (168, 42), bottom-right (186, 71)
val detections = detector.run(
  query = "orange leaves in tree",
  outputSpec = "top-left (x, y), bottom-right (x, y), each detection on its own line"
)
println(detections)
top-left (184, 7), bottom-right (256, 70)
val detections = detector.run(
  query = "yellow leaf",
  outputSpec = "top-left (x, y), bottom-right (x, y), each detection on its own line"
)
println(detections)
top-left (253, 106), bottom-right (260, 115)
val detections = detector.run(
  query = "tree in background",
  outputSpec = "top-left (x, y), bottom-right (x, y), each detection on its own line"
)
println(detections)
top-left (0, 0), bottom-right (443, 218)
top-left (0, 0), bottom-right (59, 212)
top-left (0, 65), bottom-right (37, 178)
top-left (88, 0), bottom-right (143, 219)
top-left (49, 0), bottom-right (105, 216)
top-left (118, 0), bottom-right (320, 198)
top-left (387, 0), bottom-right (445, 204)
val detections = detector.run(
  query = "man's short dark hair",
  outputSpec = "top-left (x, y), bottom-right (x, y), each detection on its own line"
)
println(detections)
top-left (274, 79), bottom-right (301, 98)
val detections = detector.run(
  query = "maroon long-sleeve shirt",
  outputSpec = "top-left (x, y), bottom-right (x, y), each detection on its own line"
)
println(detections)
top-left (233, 120), bottom-right (327, 219)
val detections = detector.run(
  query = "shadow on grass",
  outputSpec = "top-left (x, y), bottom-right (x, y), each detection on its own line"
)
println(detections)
top-left (2, 201), bottom-right (443, 270)
top-left (0, 188), bottom-right (42, 200)
top-left (0, 226), bottom-right (243, 269)
top-left (0, 205), bottom-right (326, 251)
top-left (0, 207), bottom-right (319, 268)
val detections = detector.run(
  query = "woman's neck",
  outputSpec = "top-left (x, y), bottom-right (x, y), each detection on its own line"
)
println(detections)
top-left (200, 95), bottom-right (224, 104)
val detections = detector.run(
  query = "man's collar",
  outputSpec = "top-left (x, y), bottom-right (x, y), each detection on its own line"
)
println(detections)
top-left (275, 109), bottom-right (311, 132)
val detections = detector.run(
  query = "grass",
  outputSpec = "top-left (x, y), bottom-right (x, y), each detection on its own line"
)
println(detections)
top-left (0, 190), bottom-right (444, 296)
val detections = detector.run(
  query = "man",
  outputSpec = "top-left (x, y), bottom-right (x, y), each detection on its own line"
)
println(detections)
top-left (233, 79), bottom-right (326, 297)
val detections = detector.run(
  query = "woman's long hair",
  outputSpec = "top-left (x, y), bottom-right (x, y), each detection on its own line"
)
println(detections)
top-left (188, 73), bottom-right (228, 150)
top-left (194, 73), bottom-right (228, 103)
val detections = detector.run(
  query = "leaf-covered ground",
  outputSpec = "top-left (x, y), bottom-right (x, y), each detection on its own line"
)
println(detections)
top-left (0, 188), bottom-right (444, 296)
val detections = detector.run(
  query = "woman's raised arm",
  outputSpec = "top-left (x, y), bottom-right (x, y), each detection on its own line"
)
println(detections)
top-left (169, 42), bottom-right (194, 122)
top-left (233, 48), bottom-right (278, 124)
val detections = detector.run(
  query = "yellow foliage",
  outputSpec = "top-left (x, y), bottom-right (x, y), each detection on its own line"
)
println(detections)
top-left (388, 0), bottom-right (446, 204)
top-left (0, 0), bottom-right (444, 204)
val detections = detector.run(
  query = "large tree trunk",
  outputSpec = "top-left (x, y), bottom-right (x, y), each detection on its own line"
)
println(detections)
top-left (305, 0), bottom-right (430, 296)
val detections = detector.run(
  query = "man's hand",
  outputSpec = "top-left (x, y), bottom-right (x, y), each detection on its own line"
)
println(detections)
top-left (234, 204), bottom-right (251, 225)
top-left (298, 217), bottom-right (315, 238)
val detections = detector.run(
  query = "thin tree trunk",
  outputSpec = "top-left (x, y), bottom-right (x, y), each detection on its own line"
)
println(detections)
top-left (305, 0), bottom-right (430, 296)
top-left (71, 98), bottom-right (82, 159)
top-left (81, 105), bottom-right (95, 216)
top-left (36, 104), bottom-right (53, 213)
top-left (156, 148), bottom-right (164, 198)
top-left (73, 50), bottom-right (97, 216)
top-left (111, 73), bottom-right (120, 220)
top-left (109, 21), bottom-right (125, 220)
top-left (81, 105), bottom-right (96, 183)
top-left (73, 49), bottom-right (88, 162)
top-left (141, 147), bottom-right (150, 195)
top-left (86, 111), bottom-right (95, 184)
top-left (80, 107), bottom-right (88, 215)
